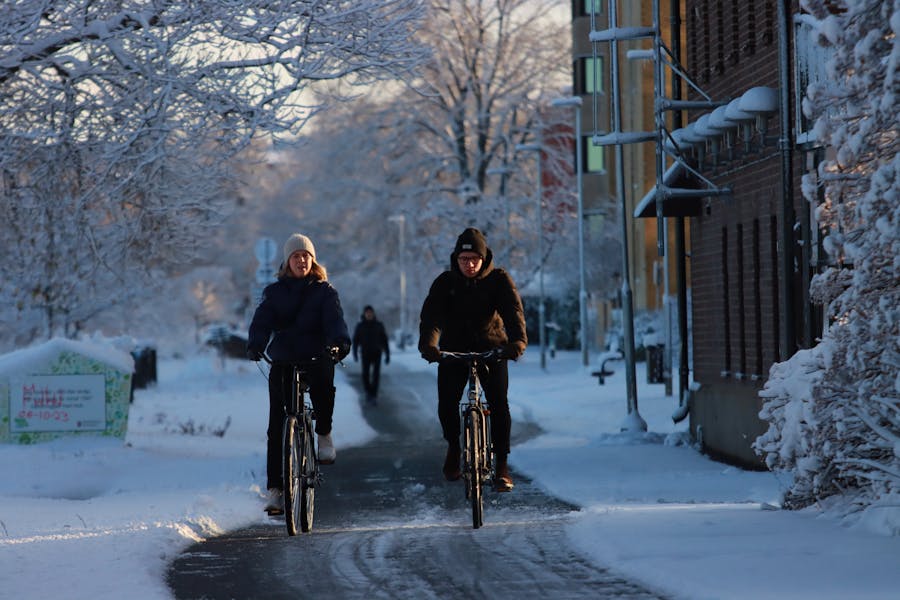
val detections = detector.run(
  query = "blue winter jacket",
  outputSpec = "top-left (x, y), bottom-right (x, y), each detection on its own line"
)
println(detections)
top-left (247, 275), bottom-right (351, 362)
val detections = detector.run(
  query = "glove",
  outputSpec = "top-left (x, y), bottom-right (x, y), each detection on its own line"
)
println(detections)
top-left (326, 342), bottom-right (351, 363)
top-left (500, 342), bottom-right (525, 360)
top-left (421, 346), bottom-right (441, 363)
top-left (246, 348), bottom-right (263, 362)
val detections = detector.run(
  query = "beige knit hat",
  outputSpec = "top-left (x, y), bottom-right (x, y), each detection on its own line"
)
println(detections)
top-left (283, 233), bottom-right (316, 263)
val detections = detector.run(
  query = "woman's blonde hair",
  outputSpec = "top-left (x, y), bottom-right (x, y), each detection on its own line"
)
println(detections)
top-left (277, 260), bottom-right (328, 281)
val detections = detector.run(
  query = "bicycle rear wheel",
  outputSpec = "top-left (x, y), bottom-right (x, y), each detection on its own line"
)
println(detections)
top-left (464, 408), bottom-right (484, 529)
top-left (299, 413), bottom-right (316, 533)
top-left (282, 416), bottom-right (301, 536)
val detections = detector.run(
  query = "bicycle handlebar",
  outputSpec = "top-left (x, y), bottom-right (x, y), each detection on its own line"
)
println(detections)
top-left (439, 349), bottom-right (503, 362)
top-left (260, 354), bottom-right (330, 368)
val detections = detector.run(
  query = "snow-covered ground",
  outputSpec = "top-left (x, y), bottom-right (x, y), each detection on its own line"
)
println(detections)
top-left (1, 345), bottom-right (899, 599)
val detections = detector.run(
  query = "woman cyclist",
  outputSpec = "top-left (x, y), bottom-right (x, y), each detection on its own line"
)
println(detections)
top-left (247, 233), bottom-right (351, 513)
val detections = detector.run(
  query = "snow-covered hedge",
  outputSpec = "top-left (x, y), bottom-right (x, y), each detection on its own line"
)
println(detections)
top-left (755, 0), bottom-right (899, 522)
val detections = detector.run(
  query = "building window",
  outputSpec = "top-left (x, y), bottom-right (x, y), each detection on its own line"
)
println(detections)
top-left (585, 136), bottom-right (605, 172)
top-left (577, 56), bottom-right (604, 95)
top-left (753, 219), bottom-right (763, 378)
top-left (794, 17), bottom-right (835, 146)
top-left (721, 227), bottom-right (732, 376)
top-left (736, 223), bottom-right (747, 379)
top-left (576, 0), bottom-right (604, 17)
top-left (714, 1), bottom-right (725, 75)
top-left (730, 0), bottom-right (741, 64)
top-left (770, 215), bottom-right (780, 363)
top-left (746, 2), bottom-right (757, 55)
top-left (689, 8), bottom-right (699, 79)
top-left (702, 0), bottom-right (711, 82)
top-left (763, 0), bottom-right (775, 45)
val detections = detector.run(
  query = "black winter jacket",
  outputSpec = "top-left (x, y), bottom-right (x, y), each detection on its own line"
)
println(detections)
top-left (353, 318), bottom-right (390, 361)
top-left (418, 249), bottom-right (527, 358)
top-left (248, 276), bottom-right (351, 363)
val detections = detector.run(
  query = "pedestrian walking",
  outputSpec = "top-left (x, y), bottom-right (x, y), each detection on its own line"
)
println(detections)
top-left (352, 305), bottom-right (390, 405)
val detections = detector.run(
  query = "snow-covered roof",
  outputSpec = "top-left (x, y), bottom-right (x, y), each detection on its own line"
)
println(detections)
top-left (0, 338), bottom-right (134, 376)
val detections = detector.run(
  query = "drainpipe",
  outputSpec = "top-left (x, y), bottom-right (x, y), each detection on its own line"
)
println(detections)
top-left (778, 0), bottom-right (797, 359)
top-left (670, 0), bottom-right (691, 424)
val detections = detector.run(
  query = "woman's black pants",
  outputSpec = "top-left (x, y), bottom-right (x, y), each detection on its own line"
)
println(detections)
top-left (266, 361), bottom-right (335, 491)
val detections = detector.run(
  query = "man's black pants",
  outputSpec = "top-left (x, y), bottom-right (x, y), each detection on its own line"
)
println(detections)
top-left (361, 353), bottom-right (382, 397)
top-left (436, 359), bottom-right (510, 456)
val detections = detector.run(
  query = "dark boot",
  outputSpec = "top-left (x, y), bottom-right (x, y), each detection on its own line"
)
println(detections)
top-left (443, 443), bottom-right (461, 481)
top-left (494, 454), bottom-right (514, 492)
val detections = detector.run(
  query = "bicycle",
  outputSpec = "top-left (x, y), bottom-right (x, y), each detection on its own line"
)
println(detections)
top-left (440, 349), bottom-right (502, 529)
top-left (261, 355), bottom-right (324, 536)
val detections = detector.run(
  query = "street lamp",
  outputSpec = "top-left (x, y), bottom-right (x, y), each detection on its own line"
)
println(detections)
top-left (486, 166), bottom-right (513, 265)
top-left (387, 214), bottom-right (407, 348)
top-left (606, 0), bottom-right (646, 432)
top-left (515, 142), bottom-right (546, 370)
top-left (551, 96), bottom-right (589, 367)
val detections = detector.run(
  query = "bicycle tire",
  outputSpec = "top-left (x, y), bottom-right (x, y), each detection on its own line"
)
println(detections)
top-left (282, 416), bottom-right (301, 536)
top-left (299, 413), bottom-right (316, 533)
top-left (464, 408), bottom-right (484, 529)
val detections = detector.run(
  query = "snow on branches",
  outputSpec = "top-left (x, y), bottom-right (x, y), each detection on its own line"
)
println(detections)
top-left (0, 0), bottom-right (424, 341)
top-left (755, 0), bottom-right (899, 523)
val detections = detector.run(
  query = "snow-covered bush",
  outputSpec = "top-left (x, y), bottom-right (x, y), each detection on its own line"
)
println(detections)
top-left (755, 0), bottom-right (899, 518)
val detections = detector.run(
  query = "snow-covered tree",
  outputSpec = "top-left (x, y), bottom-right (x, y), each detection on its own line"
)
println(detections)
top-left (755, 0), bottom-right (899, 520)
top-left (380, 0), bottom-right (573, 273)
top-left (0, 0), bottom-right (424, 343)
top-left (216, 0), bottom-right (581, 335)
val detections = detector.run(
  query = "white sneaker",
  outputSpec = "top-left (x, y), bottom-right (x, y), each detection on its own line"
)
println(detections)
top-left (318, 433), bottom-right (336, 464)
top-left (264, 488), bottom-right (283, 514)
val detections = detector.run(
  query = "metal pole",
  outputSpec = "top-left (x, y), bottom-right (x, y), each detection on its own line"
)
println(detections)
top-left (399, 216), bottom-right (407, 345)
top-left (537, 151), bottom-right (546, 370)
top-left (515, 142), bottom-right (547, 370)
top-left (777, 0), bottom-right (796, 359)
top-left (575, 107), bottom-right (588, 366)
top-left (671, 0), bottom-right (691, 420)
top-left (552, 96), bottom-right (588, 367)
top-left (608, 0), bottom-right (646, 431)
top-left (388, 215), bottom-right (407, 347)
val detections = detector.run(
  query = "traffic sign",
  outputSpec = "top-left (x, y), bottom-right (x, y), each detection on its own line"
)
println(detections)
top-left (255, 264), bottom-right (276, 284)
top-left (254, 237), bottom-right (277, 265)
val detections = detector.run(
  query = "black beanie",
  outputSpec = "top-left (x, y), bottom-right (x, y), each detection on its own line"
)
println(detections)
top-left (454, 227), bottom-right (488, 257)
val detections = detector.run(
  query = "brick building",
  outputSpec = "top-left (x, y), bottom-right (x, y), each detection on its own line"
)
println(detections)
top-left (568, 1), bottom-right (828, 466)
top-left (676, 0), bottom-right (829, 466)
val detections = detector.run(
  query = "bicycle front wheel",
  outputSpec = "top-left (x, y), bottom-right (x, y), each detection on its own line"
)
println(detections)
top-left (299, 414), bottom-right (316, 533)
top-left (464, 408), bottom-right (484, 529)
top-left (282, 416), bottom-right (302, 536)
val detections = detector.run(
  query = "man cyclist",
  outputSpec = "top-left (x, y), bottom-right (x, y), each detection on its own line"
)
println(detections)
top-left (418, 227), bottom-right (527, 491)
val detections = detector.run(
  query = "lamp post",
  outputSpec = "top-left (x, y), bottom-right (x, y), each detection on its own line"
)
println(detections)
top-left (607, 0), bottom-right (646, 432)
top-left (515, 142), bottom-right (546, 370)
top-left (486, 166), bottom-right (513, 265)
top-left (387, 214), bottom-right (407, 348)
top-left (551, 96), bottom-right (589, 367)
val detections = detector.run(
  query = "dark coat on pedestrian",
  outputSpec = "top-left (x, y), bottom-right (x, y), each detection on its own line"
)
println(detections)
top-left (418, 244), bottom-right (527, 359)
top-left (353, 313), bottom-right (390, 362)
top-left (248, 275), bottom-right (351, 362)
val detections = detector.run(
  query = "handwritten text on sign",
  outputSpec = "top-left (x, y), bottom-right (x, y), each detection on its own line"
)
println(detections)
top-left (11, 374), bottom-right (106, 433)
